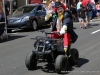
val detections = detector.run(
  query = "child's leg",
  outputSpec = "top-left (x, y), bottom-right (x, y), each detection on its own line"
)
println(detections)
top-left (81, 20), bottom-right (84, 28)
top-left (84, 19), bottom-right (87, 27)
top-left (62, 33), bottom-right (71, 53)
top-left (79, 18), bottom-right (83, 28)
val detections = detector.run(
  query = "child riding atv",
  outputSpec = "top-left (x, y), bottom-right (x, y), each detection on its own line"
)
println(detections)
top-left (25, 1), bottom-right (79, 74)
top-left (50, 1), bottom-right (78, 53)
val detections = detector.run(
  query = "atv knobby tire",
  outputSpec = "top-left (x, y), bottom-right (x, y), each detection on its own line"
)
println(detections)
top-left (55, 55), bottom-right (68, 74)
top-left (68, 48), bottom-right (79, 65)
top-left (25, 51), bottom-right (37, 70)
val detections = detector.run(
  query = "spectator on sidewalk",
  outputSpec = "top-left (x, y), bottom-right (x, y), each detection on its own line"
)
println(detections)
top-left (77, 0), bottom-right (82, 21)
top-left (5, 0), bottom-right (10, 16)
top-left (79, 4), bottom-right (87, 29)
top-left (0, 0), bottom-right (7, 40)
top-left (0, 0), bottom-right (4, 22)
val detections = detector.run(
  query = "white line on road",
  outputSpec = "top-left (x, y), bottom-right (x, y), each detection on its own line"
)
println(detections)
top-left (91, 29), bottom-right (100, 34)
top-left (10, 33), bottom-right (18, 35)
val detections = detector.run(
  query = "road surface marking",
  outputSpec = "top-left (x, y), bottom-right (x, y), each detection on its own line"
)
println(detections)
top-left (91, 29), bottom-right (100, 34)
top-left (11, 33), bottom-right (18, 35)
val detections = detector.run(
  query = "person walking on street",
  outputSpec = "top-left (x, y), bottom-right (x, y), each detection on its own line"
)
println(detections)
top-left (77, 0), bottom-right (82, 21)
top-left (4, 0), bottom-right (10, 16)
top-left (0, 0), bottom-right (8, 40)
top-left (96, 2), bottom-right (100, 18)
top-left (79, 4), bottom-right (87, 29)
top-left (70, 0), bottom-right (77, 22)
top-left (85, 0), bottom-right (93, 26)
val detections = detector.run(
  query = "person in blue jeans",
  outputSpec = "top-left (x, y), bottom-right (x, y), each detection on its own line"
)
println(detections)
top-left (86, 1), bottom-right (93, 25)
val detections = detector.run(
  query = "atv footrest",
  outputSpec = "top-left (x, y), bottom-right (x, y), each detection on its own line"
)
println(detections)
top-left (32, 50), bottom-right (51, 54)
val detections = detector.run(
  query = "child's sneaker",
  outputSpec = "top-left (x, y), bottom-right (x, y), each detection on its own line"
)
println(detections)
top-left (80, 26), bottom-right (82, 28)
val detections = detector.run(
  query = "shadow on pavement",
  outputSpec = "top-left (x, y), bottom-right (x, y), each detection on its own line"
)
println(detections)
top-left (41, 57), bottom-right (89, 74)
top-left (28, 66), bottom-right (43, 71)
top-left (76, 58), bottom-right (89, 67)
top-left (73, 27), bottom-right (77, 29)
top-left (0, 34), bottom-right (27, 43)
top-left (8, 26), bottom-right (50, 33)
top-left (90, 24), bottom-right (100, 26)
top-left (41, 63), bottom-right (56, 73)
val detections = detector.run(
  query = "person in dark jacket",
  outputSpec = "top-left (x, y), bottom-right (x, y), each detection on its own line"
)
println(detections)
top-left (0, 0), bottom-right (8, 40)
top-left (50, 1), bottom-right (78, 53)
top-left (5, 0), bottom-right (10, 16)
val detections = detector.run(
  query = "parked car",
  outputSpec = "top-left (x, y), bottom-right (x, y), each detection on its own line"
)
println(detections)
top-left (7, 4), bottom-right (47, 32)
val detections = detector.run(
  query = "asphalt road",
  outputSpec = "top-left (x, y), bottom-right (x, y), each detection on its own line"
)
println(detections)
top-left (0, 18), bottom-right (100, 75)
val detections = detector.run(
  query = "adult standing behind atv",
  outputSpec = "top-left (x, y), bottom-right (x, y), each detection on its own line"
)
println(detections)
top-left (50, 1), bottom-right (78, 53)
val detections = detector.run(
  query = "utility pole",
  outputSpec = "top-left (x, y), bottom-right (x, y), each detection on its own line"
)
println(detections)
top-left (9, 0), bottom-right (13, 15)
top-left (26, 0), bottom-right (28, 5)
top-left (2, 0), bottom-right (7, 27)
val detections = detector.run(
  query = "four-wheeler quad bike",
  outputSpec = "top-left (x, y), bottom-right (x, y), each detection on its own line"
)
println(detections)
top-left (25, 30), bottom-right (79, 74)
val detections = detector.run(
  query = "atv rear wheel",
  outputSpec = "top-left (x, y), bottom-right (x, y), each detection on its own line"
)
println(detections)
top-left (68, 48), bottom-right (79, 65)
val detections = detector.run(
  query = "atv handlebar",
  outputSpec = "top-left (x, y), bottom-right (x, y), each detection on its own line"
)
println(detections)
top-left (38, 30), bottom-right (60, 37)
top-left (30, 37), bottom-right (62, 42)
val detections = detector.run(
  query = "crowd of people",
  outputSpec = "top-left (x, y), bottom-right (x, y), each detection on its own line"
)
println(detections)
top-left (43, 0), bottom-right (100, 29)
top-left (71, 0), bottom-right (100, 29)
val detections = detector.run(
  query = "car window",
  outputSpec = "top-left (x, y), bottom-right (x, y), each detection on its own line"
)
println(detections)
top-left (13, 7), bottom-right (24, 14)
top-left (13, 6), bottom-right (36, 15)
top-left (37, 5), bottom-right (42, 12)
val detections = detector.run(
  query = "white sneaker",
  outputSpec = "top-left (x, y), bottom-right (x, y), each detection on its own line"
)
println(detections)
top-left (80, 26), bottom-right (82, 28)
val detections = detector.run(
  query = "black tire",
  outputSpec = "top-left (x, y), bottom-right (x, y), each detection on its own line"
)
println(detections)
top-left (55, 55), bottom-right (68, 74)
top-left (68, 48), bottom-right (79, 65)
top-left (7, 30), bottom-right (12, 33)
top-left (32, 20), bottom-right (38, 30)
top-left (25, 51), bottom-right (37, 70)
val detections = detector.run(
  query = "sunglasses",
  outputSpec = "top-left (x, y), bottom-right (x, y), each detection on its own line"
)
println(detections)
top-left (57, 7), bottom-right (64, 12)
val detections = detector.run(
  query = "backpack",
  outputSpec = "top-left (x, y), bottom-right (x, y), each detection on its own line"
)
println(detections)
top-left (86, 2), bottom-right (93, 11)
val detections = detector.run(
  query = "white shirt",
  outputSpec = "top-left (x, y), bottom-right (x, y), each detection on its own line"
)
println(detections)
top-left (77, 2), bottom-right (82, 10)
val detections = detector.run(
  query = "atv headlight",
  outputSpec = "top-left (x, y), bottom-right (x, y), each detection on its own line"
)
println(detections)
top-left (22, 16), bottom-right (30, 22)
top-left (45, 41), bottom-right (50, 44)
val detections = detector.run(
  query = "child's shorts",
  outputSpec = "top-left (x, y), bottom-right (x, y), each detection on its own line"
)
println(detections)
top-left (79, 17), bottom-right (86, 22)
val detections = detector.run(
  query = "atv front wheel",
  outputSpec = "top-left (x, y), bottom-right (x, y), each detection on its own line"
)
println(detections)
top-left (25, 51), bottom-right (37, 70)
top-left (55, 55), bottom-right (68, 74)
